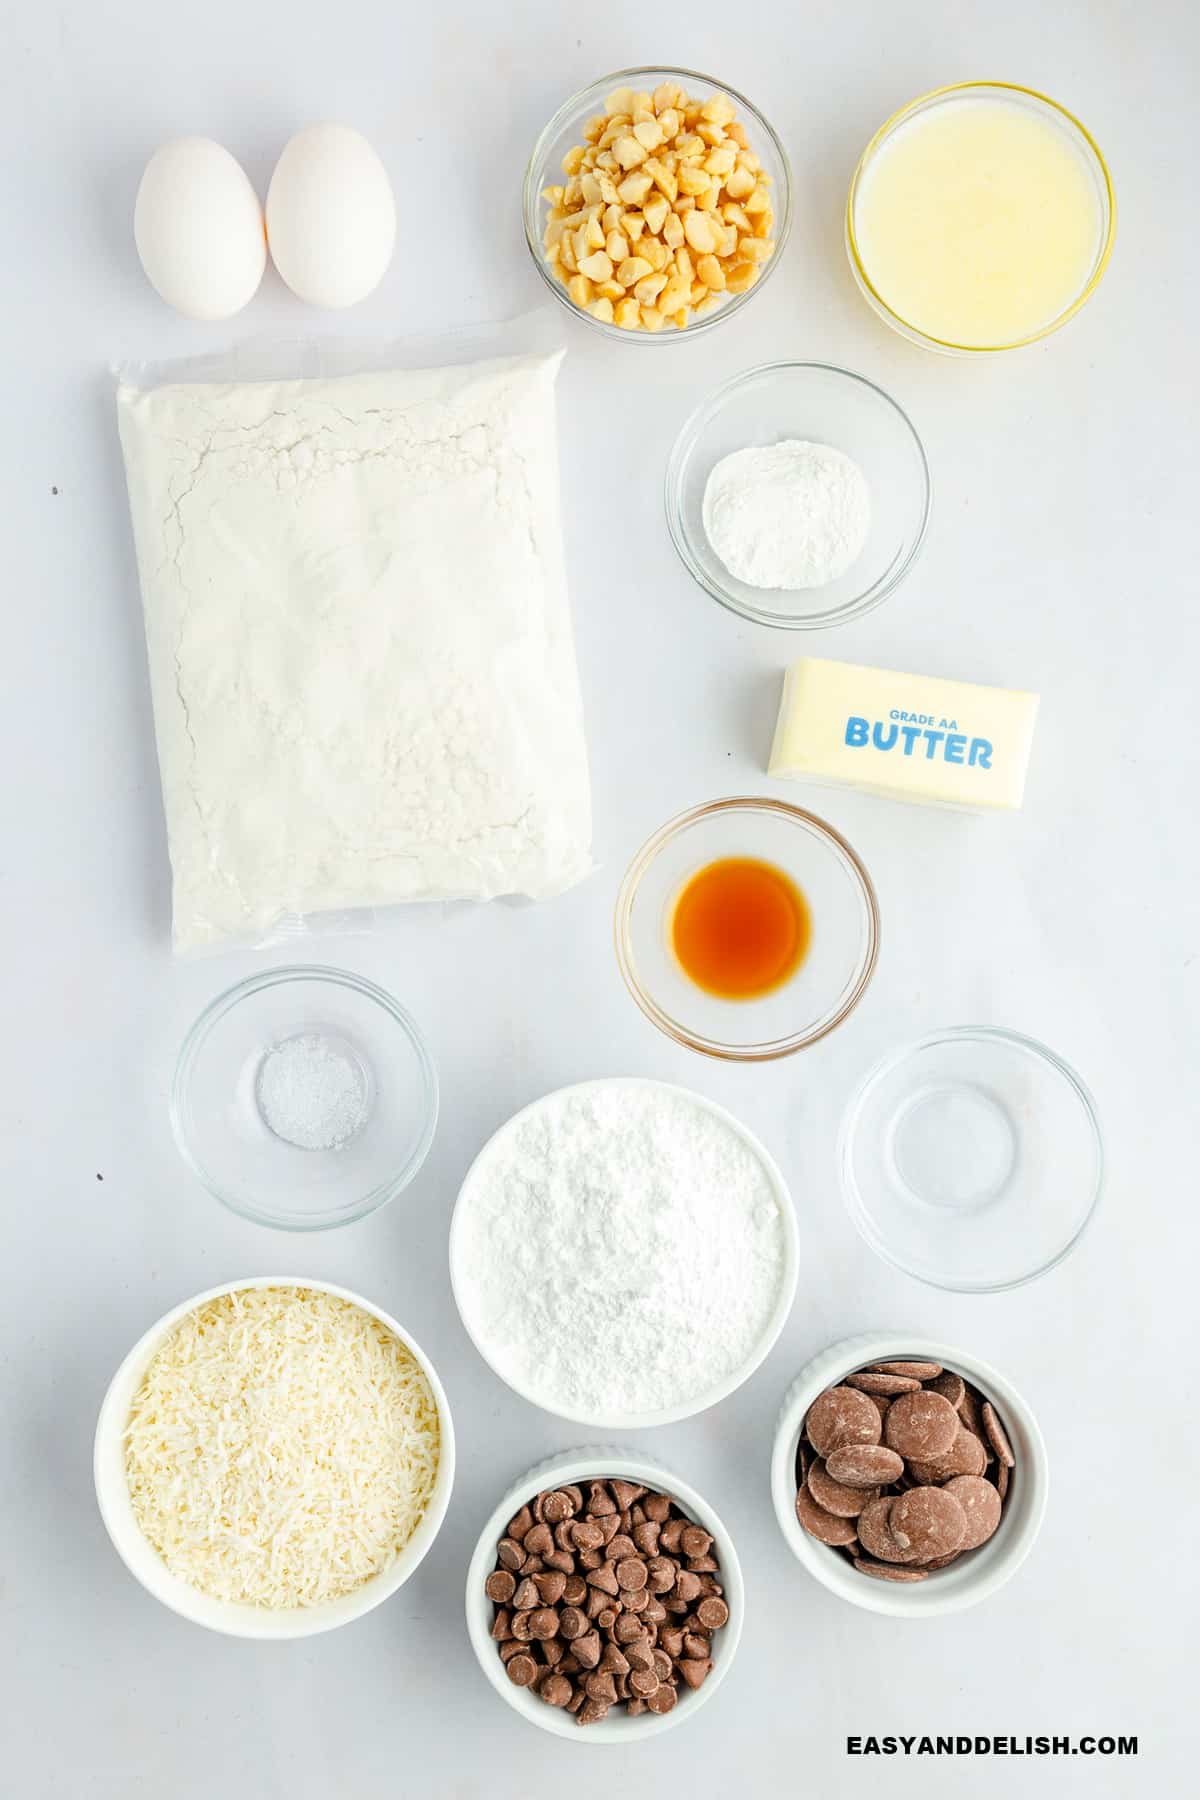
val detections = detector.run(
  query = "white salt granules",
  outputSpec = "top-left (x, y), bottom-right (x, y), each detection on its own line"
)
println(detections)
top-left (453, 1081), bottom-right (789, 1419)
top-left (256, 1033), bottom-right (368, 1150)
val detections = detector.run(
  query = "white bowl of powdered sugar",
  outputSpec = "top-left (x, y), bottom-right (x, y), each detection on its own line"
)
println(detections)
top-left (449, 1078), bottom-right (799, 1429)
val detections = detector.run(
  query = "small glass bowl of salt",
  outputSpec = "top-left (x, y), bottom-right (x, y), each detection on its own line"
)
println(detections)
top-left (171, 966), bottom-right (438, 1230)
top-left (665, 361), bottom-right (931, 629)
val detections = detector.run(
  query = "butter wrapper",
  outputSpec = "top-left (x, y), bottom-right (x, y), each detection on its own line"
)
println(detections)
top-left (769, 657), bottom-right (1039, 812)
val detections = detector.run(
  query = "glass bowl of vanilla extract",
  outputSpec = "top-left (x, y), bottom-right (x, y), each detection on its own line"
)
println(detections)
top-left (614, 796), bottom-right (879, 1060)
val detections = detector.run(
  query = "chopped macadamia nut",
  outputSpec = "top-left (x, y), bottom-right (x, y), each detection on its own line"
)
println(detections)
top-left (542, 84), bottom-right (775, 331)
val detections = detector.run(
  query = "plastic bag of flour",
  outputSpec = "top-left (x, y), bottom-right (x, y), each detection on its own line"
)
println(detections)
top-left (116, 315), bottom-right (592, 953)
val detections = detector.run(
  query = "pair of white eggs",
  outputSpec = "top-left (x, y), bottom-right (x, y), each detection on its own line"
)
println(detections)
top-left (134, 126), bottom-right (395, 320)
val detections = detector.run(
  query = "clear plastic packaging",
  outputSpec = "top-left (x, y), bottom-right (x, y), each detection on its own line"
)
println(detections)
top-left (116, 312), bottom-right (592, 954)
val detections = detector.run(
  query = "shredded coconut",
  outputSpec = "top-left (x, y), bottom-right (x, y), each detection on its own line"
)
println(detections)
top-left (255, 1032), bottom-right (368, 1150)
top-left (702, 439), bottom-right (871, 589)
top-left (117, 352), bottom-right (591, 951)
top-left (124, 1286), bottom-right (440, 1608)
top-left (454, 1082), bottom-right (787, 1418)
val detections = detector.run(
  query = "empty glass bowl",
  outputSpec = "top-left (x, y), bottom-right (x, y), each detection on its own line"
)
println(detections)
top-left (665, 361), bottom-right (931, 627)
top-left (171, 966), bottom-right (438, 1231)
top-left (615, 797), bottom-right (879, 1060)
top-left (839, 1026), bottom-right (1103, 1290)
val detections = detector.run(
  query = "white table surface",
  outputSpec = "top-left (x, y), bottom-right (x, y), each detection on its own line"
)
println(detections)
top-left (2, 1), bottom-right (1194, 1793)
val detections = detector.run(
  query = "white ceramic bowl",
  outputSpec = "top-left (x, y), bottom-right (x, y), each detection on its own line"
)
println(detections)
top-left (449, 1078), bottom-right (799, 1428)
top-left (95, 1276), bottom-right (456, 1639)
top-left (466, 1448), bottom-right (744, 1741)
top-left (770, 1333), bottom-right (1047, 1617)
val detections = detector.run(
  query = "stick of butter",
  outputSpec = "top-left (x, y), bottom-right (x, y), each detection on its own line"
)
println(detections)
top-left (769, 658), bottom-right (1039, 811)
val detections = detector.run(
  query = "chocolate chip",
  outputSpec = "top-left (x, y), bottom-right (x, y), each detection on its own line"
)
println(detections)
top-left (907, 1426), bottom-right (987, 1484)
top-left (490, 1607), bottom-right (512, 1641)
top-left (677, 1658), bottom-right (710, 1690)
top-left (506, 1653), bottom-right (538, 1687)
top-left (856, 1495), bottom-right (914, 1564)
top-left (807, 1458), bottom-right (880, 1518)
top-left (696, 1596), bottom-right (728, 1629)
top-left (528, 1607), bottom-right (560, 1640)
top-left (795, 1482), bottom-right (860, 1547)
top-left (982, 1400), bottom-right (1015, 1468)
top-left (845, 1371), bottom-right (923, 1395)
top-left (889, 1487), bottom-right (967, 1561)
top-left (646, 1683), bottom-right (677, 1714)
top-left (523, 1522), bottom-right (553, 1556)
top-left (541, 1490), bottom-right (575, 1523)
top-left (610, 1480), bottom-right (644, 1509)
top-left (506, 1505), bottom-right (533, 1541)
top-left (806, 1385), bottom-right (884, 1456)
top-left (852, 1558), bottom-right (929, 1583)
top-left (573, 1629), bottom-right (601, 1669)
top-left (680, 1526), bottom-right (712, 1558)
top-left (944, 1474), bottom-right (1003, 1549)
top-left (824, 1444), bottom-right (905, 1488)
top-left (869, 1360), bottom-right (943, 1380)
top-left (496, 1537), bottom-right (524, 1571)
top-left (885, 1390), bottom-right (960, 1460)
top-left (926, 1371), bottom-right (965, 1408)
top-left (558, 1605), bottom-right (587, 1640)
top-left (485, 1570), bottom-right (516, 1604)
top-left (616, 1558), bottom-right (647, 1592)
top-left (512, 1576), bottom-right (538, 1611)
top-left (586, 1481), bottom-right (616, 1515)
top-left (540, 1673), bottom-right (572, 1707)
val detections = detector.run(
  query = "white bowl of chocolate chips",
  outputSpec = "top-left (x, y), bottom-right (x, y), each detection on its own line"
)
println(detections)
top-left (771, 1334), bottom-right (1048, 1616)
top-left (466, 1448), bottom-right (744, 1739)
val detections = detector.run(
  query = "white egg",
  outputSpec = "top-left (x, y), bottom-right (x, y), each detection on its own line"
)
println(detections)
top-left (134, 138), bottom-right (266, 321)
top-left (266, 124), bottom-right (395, 309)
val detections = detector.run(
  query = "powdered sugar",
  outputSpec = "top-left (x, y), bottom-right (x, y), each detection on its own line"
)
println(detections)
top-left (703, 439), bottom-right (871, 589)
top-left (453, 1081), bottom-right (790, 1420)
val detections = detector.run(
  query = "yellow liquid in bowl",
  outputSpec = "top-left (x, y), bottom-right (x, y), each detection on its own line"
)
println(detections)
top-left (853, 94), bottom-right (1105, 348)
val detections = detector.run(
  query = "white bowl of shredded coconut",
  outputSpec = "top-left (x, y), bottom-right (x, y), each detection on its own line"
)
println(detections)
top-left (449, 1079), bottom-right (799, 1428)
top-left (94, 1278), bottom-right (454, 1637)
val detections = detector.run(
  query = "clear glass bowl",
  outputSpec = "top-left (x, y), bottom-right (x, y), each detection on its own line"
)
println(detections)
top-left (522, 66), bottom-right (792, 343)
top-left (846, 81), bottom-right (1116, 355)
top-left (615, 798), bottom-right (879, 1060)
top-left (839, 1026), bottom-right (1103, 1291)
top-left (171, 966), bottom-right (438, 1231)
top-left (665, 362), bottom-right (931, 628)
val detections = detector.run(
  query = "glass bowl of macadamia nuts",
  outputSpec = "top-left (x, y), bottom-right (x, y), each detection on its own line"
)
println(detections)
top-left (523, 67), bottom-right (792, 339)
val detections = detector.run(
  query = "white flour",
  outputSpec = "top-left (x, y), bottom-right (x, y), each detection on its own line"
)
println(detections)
top-left (118, 352), bottom-right (591, 951)
top-left (453, 1082), bottom-right (788, 1418)
top-left (702, 439), bottom-right (871, 589)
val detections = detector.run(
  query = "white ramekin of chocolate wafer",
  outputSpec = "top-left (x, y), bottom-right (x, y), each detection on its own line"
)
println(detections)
top-left (466, 1448), bottom-right (744, 1739)
top-left (770, 1334), bottom-right (1047, 1616)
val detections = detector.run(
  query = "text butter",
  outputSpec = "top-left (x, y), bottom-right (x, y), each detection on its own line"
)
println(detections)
top-left (769, 658), bottom-right (1039, 811)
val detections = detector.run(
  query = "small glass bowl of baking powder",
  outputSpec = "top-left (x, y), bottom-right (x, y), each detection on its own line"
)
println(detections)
top-left (171, 966), bottom-right (438, 1231)
top-left (665, 361), bottom-right (931, 628)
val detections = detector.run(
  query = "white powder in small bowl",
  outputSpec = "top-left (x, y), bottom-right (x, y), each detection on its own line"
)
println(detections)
top-left (703, 439), bottom-right (871, 590)
top-left (256, 1033), bottom-right (368, 1151)
top-left (451, 1080), bottom-right (792, 1422)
